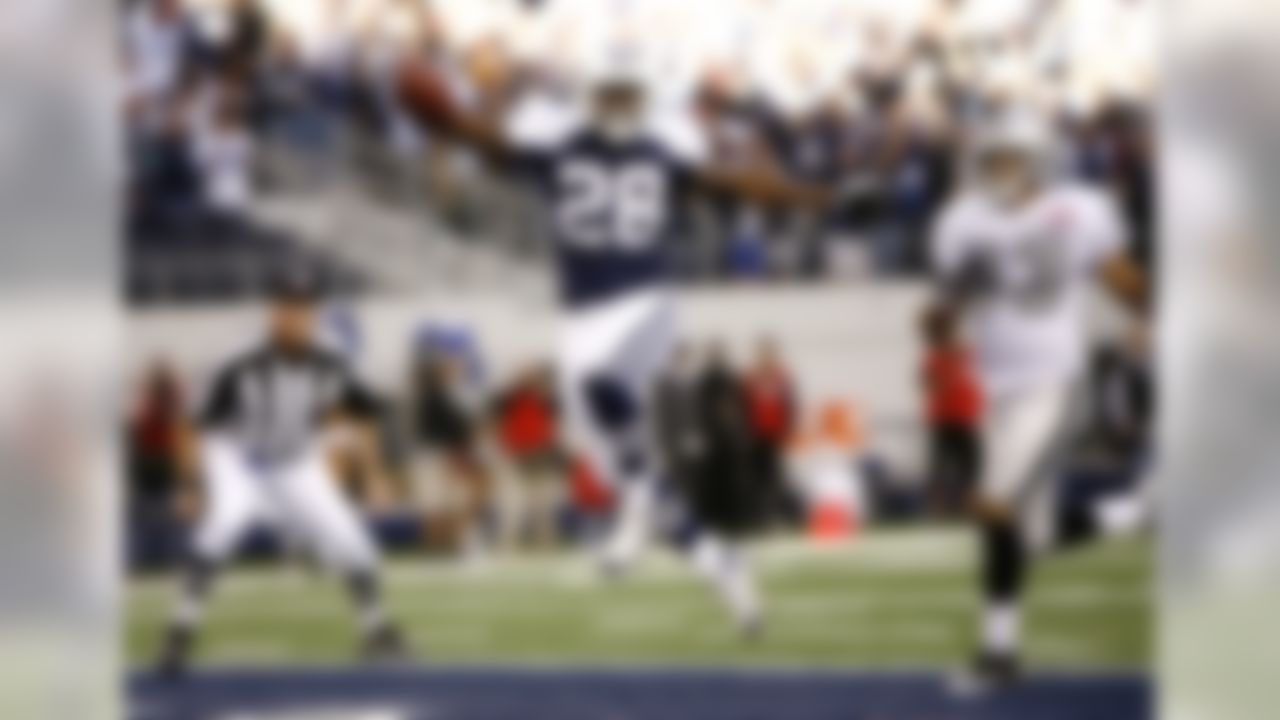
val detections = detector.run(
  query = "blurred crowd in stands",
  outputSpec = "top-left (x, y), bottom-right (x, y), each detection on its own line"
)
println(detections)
top-left (124, 0), bottom-right (1155, 300)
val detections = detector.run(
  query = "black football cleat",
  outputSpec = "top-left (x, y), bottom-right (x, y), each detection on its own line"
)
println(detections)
top-left (739, 614), bottom-right (766, 644)
top-left (154, 626), bottom-right (195, 682)
top-left (362, 624), bottom-right (412, 665)
top-left (949, 651), bottom-right (1022, 698)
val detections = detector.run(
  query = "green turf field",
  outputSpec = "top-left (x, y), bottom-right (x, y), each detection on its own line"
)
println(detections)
top-left (127, 528), bottom-right (1150, 670)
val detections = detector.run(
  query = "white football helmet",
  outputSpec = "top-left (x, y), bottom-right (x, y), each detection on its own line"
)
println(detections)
top-left (581, 40), bottom-right (654, 142)
top-left (968, 110), bottom-right (1058, 207)
top-left (973, 110), bottom-right (1054, 157)
top-left (585, 42), bottom-right (651, 91)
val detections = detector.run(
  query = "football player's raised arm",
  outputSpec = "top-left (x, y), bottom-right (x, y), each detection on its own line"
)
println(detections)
top-left (397, 60), bottom-right (509, 159)
top-left (1098, 251), bottom-right (1149, 316)
top-left (695, 164), bottom-right (833, 211)
top-left (1090, 193), bottom-right (1150, 317)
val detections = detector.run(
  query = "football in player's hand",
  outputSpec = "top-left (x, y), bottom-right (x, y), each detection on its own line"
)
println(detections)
top-left (397, 60), bottom-right (456, 128)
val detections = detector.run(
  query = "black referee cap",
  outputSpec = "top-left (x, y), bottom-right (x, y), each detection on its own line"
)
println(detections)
top-left (266, 266), bottom-right (326, 304)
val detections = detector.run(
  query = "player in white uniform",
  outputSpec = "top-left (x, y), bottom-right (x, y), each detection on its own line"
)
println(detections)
top-left (156, 279), bottom-right (407, 677)
top-left (930, 112), bottom-right (1150, 688)
top-left (399, 45), bottom-right (840, 636)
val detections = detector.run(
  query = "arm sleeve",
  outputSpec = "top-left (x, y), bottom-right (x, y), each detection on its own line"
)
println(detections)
top-left (502, 93), bottom-right (577, 175)
top-left (656, 111), bottom-right (711, 190)
top-left (659, 112), bottom-right (710, 168)
top-left (198, 365), bottom-right (239, 429)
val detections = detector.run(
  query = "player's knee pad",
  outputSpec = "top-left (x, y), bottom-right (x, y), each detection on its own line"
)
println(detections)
top-left (306, 515), bottom-right (378, 575)
top-left (191, 518), bottom-right (245, 564)
top-left (332, 532), bottom-right (379, 575)
top-left (583, 375), bottom-right (638, 433)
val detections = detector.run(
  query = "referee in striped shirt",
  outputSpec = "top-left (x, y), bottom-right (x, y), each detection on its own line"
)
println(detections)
top-left (157, 273), bottom-right (407, 677)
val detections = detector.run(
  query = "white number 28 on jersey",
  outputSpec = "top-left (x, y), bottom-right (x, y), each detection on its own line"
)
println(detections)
top-left (556, 160), bottom-right (668, 250)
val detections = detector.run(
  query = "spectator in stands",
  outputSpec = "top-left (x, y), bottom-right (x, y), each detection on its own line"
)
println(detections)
top-left (193, 90), bottom-right (255, 228)
top-left (260, 32), bottom-right (331, 158)
top-left (131, 95), bottom-right (202, 233)
top-left (883, 103), bottom-right (956, 274)
top-left (698, 84), bottom-right (786, 278)
top-left (1106, 107), bottom-right (1156, 273)
top-left (127, 360), bottom-right (188, 569)
top-left (493, 363), bottom-right (564, 548)
top-left (124, 0), bottom-right (195, 117)
top-left (743, 337), bottom-right (801, 528)
top-left (1087, 341), bottom-right (1154, 466)
top-left (724, 210), bottom-right (772, 280)
top-left (217, 0), bottom-right (270, 78)
top-left (411, 349), bottom-right (493, 560)
top-left (920, 303), bottom-right (983, 518)
top-left (693, 342), bottom-right (756, 537)
top-left (657, 343), bottom-right (708, 519)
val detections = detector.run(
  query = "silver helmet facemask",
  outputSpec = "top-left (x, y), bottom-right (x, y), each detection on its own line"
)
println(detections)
top-left (968, 113), bottom-right (1058, 208)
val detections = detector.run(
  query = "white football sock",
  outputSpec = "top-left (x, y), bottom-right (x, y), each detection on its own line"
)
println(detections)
top-left (174, 593), bottom-right (206, 629)
top-left (690, 535), bottom-right (761, 626)
top-left (355, 601), bottom-right (389, 635)
top-left (723, 550), bottom-right (762, 626)
top-left (982, 601), bottom-right (1021, 656)
top-left (602, 481), bottom-right (655, 570)
top-left (1096, 487), bottom-right (1151, 538)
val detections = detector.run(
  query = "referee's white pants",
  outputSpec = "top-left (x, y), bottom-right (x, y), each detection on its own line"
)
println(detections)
top-left (193, 437), bottom-right (379, 573)
top-left (980, 380), bottom-right (1082, 551)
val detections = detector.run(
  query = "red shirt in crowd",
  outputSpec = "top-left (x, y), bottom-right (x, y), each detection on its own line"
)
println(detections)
top-left (744, 366), bottom-right (795, 444)
top-left (497, 386), bottom-right (556, 459)
top-left (132, 373), bottom-right (184, 457)
top-left (924, 345), bottom-right (983, 427)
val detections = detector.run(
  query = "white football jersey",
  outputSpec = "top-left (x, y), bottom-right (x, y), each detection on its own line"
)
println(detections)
top-left (932, 183), bottom-right (1126, 397)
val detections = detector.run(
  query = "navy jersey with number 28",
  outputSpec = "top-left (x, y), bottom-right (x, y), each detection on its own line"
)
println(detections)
top-left (506, 98), bottom-right (706, 309)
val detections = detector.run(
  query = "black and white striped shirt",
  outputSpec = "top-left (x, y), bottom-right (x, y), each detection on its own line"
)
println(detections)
top-left (200, 343), bottom-right (379, 468)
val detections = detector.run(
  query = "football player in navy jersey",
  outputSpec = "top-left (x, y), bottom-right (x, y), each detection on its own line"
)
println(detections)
top-left (399, 46), bottom-right (837, 636)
